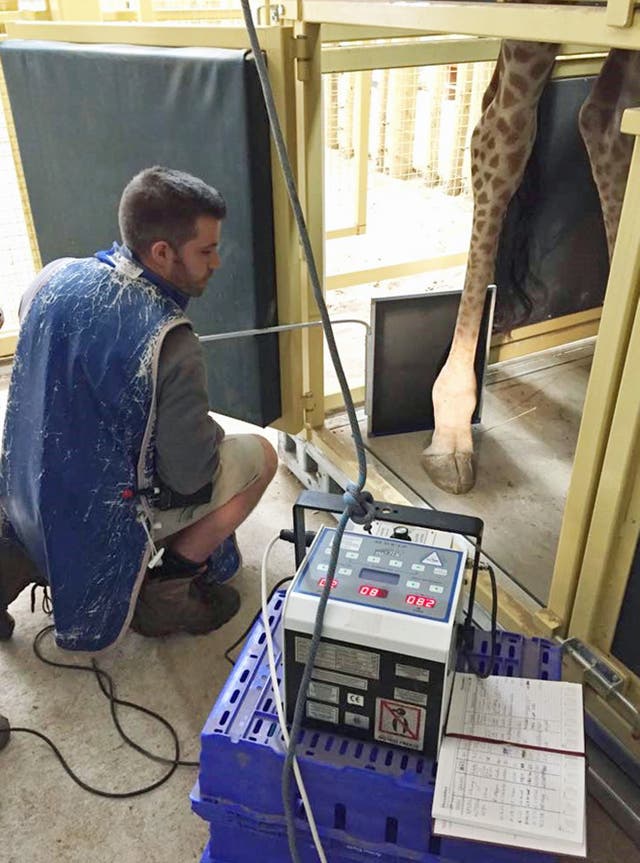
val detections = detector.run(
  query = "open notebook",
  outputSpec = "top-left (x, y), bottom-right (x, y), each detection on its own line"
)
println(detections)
top-left (432, 673), bottom-right (587, 857)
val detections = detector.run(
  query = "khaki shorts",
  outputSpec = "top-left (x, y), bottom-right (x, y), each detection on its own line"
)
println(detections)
top-left (151, 433), bottom-right (265, 541)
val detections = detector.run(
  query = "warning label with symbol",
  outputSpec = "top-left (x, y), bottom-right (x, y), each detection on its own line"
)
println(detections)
top-left (374, 697), bottom-right (426, 751)
top-left (422, 551), bottom-right (442, 566)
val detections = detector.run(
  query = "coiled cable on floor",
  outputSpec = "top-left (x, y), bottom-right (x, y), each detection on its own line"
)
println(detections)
top-left (5, 623), bottom-right (198, 799)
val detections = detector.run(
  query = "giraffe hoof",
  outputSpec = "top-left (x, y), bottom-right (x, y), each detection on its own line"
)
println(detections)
top-left (420, 450), bottom-right (476, 495)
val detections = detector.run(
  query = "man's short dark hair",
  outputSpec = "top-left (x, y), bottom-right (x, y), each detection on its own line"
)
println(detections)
top-left (118, 166), bottom-right (226, 256)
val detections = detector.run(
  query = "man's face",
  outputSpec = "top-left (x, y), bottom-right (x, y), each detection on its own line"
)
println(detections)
top-left (165, 215), bottom-right (222, 297)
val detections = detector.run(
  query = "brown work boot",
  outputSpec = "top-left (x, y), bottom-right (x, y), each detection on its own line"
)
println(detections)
top-left (131, 572), bottom-right (240, 638)
top-left (0, 535), bottom-right (44, 640)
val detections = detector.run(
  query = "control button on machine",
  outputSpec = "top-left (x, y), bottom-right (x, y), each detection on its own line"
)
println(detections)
top-left (433, 567), bottom-right (447, 576)
top-left (338, 567), bottom-right (352, 576)
top-left (429, 584), bottom-right (444, 594)
top-left (317, 563), bottom-right (329, 572)
top-left (389, 559), bottom-right (403, 569)
top-left (406, 580), bottom-right (421, 589)
top-left (346, 551), bottom-right (359, 560)
top-left (367, 555), bottom-right (381, 563)
top-left (411, 564), bottom-right (425, 572)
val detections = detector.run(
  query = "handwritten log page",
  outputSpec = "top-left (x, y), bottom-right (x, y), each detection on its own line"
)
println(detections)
top-left (446, 673), bottom-right (585, 753)
top-left (432, 674), bottom-right (586, 856)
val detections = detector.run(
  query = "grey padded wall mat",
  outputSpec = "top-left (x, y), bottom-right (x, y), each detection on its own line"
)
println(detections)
top-left (1, 39), bottom-right (280, 426)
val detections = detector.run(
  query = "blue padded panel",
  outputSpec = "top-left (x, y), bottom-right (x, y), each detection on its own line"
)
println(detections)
top-left (1, 39), bottom-right (280, 426)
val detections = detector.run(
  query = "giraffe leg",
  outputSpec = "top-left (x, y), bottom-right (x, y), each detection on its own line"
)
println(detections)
top-left (579, 50), bottom-right (640, 258)
top-left (422, 41), bottom-right (558, 494)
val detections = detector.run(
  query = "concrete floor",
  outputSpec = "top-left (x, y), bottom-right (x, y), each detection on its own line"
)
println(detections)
top-left (341, 338), bottom-right (595, 605)
top-left (1, 363), bottom-right (639, 863)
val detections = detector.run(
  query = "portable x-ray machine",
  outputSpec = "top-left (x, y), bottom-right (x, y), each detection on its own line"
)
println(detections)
top-left (282, 492), bottom-right (484, 758)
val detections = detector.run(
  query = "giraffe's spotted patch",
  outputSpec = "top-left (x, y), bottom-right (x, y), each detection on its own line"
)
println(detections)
top-left (500, 87), bottom-right (516, 110)
top-left (513, 45), bottom-right (536, 64)
top-left (507, 147), bottom-right (527, 173)
top-left (509, 72), bottom-right (528, 95)
top-left (531, 60), bottom-right (553, 79)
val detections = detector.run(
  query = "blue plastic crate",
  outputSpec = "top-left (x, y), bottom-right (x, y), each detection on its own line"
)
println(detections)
top-left (457, 629), bottom-right (562, 680)
top-left (198, 839), bottom-right (439, 863)
top-left (194, 793), bottom-right (442, 862)
top-left (195, 590), bottom-right (561, 863)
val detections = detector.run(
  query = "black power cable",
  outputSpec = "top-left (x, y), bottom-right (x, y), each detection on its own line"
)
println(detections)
top-left (460, 563), bottom-right (498, 679)
top-left (4, 623), bottom-right (199, 798)
top-left (6, 533), bottom-right (307, 798)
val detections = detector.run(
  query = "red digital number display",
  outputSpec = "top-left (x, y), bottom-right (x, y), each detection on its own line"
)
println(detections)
top-left (405, 594), bottom-right (437, 608)
top-left (318, 578), bottom-right (338, 589)
top-left (358, 584), bottom-right (388, 599)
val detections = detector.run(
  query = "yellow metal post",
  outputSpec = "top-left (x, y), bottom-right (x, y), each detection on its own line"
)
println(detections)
top-left (48, 0), bottom-right (102, 20)
top-left (353, 69), bottom-right (371, 233)
top-left (340, 71), bottom-right (355, 158)
top-left (137, 0), bottom-right (154, 22)
top-left (293, 21), bottom-right (325, 431)
top-left (546, 108), bottom-right (640, 632)
top-left (567, 110), bottom-right (640, 653)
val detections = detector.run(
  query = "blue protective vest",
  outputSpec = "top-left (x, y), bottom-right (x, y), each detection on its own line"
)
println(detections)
top-left (0, 251), bottom-right (189, 651)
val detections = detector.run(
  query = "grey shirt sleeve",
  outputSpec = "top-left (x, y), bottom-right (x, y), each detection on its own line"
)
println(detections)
top-left (154, 324), bottom-right (224, 496)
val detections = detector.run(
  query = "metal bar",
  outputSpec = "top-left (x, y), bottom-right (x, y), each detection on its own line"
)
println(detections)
top-left (606, 0), bottom-right (636, 28)
top-left (353, 69), bottom-right (371, 233)
top-left (5, 20), bottom-right (255, 48)
top-left (326, 252), bottom-right (468, 291)
top-left (489, 309), bottom-right (601, 363)
top-left (324, 385), bottom-right (366, 412)
top-left (293, 488), bottom-right (484, 544)
top-left (321, 35), bottom-right (501, 73)
top-left (303, 1), bottom-right (640, 51)
top-left (198, 317), bottom-right (369, 343)
top-left (326, 225), bottom-right (360, 239)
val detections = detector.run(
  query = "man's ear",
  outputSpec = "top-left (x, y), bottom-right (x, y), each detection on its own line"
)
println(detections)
top-left (146, 239), bottom-right (172, 273)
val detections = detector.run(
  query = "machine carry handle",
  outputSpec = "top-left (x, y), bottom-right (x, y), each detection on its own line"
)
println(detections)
top-left (292, 490), bottom-right (483, 569)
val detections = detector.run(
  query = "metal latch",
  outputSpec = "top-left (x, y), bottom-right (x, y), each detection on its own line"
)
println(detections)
top-left (563, 637), bottom-right (640, 737)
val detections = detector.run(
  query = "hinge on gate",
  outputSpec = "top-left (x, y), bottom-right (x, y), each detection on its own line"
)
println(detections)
top-left (563, 637), bottom-right (640, 737)
top-left (302, 390), bottom-right (316, 414)
top-left (301, 390), bottom-right (316, 441)
top-left (293, 33), bottom-right (311, 81)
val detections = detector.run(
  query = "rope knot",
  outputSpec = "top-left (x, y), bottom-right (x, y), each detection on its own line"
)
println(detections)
top-left (342, 483), bottom-right (375, 527)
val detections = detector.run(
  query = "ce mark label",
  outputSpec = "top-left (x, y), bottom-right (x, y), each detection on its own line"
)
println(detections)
top-left (346, 692), bottom-right (365, 707)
